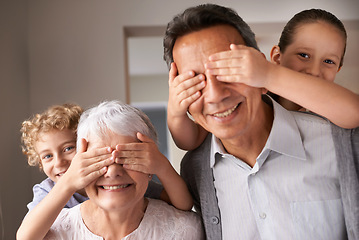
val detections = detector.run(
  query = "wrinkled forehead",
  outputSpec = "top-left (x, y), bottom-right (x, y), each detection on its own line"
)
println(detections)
top-left (87, 132), bottom-right (137, 149)
top-left (173, 25), bottom-right (245, 74)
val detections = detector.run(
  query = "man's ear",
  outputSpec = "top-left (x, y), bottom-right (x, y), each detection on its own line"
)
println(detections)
top-left (270, 45), bottom-right (281, 65)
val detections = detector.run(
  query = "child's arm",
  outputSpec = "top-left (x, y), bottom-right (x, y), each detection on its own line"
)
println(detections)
top-left (114, 132), bottom-right (193, 211)
top-left (206, 44), bottom-right (359, 129)
top-left (16, 139), bottom-right (114, 240)
top-left (262, 62), bottom-right (359, 128)
top-left (167, 62), bottom-right (209, 150)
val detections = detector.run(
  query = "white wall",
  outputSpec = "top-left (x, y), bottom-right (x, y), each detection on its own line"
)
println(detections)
top-left (1, 0), bottom-right (358, 238)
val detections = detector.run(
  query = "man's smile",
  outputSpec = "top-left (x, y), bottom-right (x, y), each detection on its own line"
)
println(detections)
top-left (212, 103), bottom-right (240, 118)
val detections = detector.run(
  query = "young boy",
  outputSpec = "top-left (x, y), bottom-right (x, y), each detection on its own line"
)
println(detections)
top-left (20, 103), bottom-right (94, 210)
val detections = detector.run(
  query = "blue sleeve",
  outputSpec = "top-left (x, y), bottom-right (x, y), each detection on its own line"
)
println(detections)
top-left (26, 178), bottom-right (88, 211)
top-left (27, 179), bottom-right (54, 211)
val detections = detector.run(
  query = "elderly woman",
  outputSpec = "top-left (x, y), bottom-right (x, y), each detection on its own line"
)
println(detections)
top-left (44, 101), bottom-right (204, 239)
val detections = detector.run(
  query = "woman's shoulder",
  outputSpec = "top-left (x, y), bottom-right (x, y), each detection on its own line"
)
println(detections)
top-left (146, 198), bottom-right (198, 219)
top-left (48, 204), bottom-right (82, 231)
top-left (132, 198), bottom-right (204, 239)
top-left (45, 204), bottom-right (102, 240)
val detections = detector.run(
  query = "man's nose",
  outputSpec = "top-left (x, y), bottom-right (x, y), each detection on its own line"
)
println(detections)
top-left (203, 75), bottom-right (230, 103)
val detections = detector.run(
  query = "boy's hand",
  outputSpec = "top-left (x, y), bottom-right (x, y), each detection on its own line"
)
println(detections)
top-left (113, 132), bottom-right (170, 177)
top-left (61, 138), bottom-right (114, 192)
top-left (168, 62), bottom-right (206, 118)
top-left (205, 44), bottom-right (273, 89)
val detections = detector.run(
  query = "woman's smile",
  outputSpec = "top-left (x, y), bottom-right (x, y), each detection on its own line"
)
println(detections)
top-left (100, 184), bottom-right (131, 191)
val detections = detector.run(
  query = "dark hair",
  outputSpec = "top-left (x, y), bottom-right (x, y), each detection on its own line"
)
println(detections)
top-left (278, 8), bottom-right (347, 67)
top-left (163, 3), bottom-right (259, 68)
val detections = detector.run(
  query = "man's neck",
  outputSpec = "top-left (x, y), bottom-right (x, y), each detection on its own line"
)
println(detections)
top-left (221, 102), bottom-right (273, 167)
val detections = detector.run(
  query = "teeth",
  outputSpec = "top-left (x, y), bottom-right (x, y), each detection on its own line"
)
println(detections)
top-left (102, 185), bottom-right (129, 190)
top-left (213, 104), bottom-right (238, 118)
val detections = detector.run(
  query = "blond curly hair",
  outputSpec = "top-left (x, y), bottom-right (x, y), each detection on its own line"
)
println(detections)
top-left (20, 103), bottom-right (83, 169)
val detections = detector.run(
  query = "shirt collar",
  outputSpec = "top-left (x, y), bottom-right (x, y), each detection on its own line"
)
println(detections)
top-left (210, 95), bottom-right (306, 168)
top-left (210, 135), bottom-right (223, 168)
top-left (263, 95), bottom-right (306, 161)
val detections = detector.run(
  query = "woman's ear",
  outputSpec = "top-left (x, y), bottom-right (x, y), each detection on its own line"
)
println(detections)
top-left (270, 45), bottom-right (281, 65)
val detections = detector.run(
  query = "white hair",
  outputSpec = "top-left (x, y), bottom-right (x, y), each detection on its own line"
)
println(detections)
top-left (77, 100), bottom-right (158, 148)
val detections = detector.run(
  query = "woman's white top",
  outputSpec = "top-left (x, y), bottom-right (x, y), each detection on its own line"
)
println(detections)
top-left (45, 198), bottom-right (204, 239)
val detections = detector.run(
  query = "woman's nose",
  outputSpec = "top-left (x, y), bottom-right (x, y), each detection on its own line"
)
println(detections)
top-left (104, 163), bottom-right (126, 177)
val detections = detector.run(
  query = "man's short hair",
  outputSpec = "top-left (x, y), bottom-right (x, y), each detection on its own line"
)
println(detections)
top-left (163, 3), bottom-right (259, 68)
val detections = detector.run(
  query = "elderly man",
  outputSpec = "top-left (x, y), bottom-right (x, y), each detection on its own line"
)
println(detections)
top-left (163, 4), bottom-right (358, 240)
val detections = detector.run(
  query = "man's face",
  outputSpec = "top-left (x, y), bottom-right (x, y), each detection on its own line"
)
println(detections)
top-left (173, 25), bottom-right (264, 141)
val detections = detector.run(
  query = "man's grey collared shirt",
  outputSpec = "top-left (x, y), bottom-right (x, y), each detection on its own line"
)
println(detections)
top-left (211, 99), bottom-right (345, 240)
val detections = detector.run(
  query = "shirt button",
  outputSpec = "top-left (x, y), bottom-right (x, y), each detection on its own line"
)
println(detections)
top-left (211, 216), bottom-right (220, 225)
top-left (259, 212), bottom-right (267, 219)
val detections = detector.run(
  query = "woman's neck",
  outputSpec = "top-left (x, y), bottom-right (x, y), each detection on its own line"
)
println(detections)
top-left (81, 198), bottom-right (148, 239)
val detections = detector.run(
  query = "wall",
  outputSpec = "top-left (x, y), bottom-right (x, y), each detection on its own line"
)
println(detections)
top-left (1, 0), bottom-right (358, 238)
top-left (27, 0), bottom-right (359, 115)
top-left (0, 0), bottom-right (30, 239)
